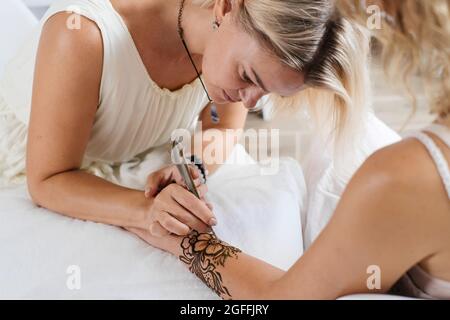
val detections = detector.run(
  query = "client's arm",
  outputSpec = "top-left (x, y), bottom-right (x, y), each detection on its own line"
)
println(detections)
top-left (130, 144), bottom-right (447, 299)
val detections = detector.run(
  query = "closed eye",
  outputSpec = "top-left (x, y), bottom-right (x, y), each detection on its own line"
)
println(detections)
top-left (241, 71), bottom-right (252, 84)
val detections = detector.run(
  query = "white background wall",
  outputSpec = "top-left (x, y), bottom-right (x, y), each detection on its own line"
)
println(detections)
top-left (22, 0), bottom-right (55, 18)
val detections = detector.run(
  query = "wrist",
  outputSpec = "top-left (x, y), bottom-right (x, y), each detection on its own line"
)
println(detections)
top-left (129, 191), bottom-right (154, 229)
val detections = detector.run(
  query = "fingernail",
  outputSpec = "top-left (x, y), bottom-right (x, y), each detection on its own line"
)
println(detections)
top-left (144, 187), bottom-right (151, 198)
top-left (208, 218), bottom-right (218, 226)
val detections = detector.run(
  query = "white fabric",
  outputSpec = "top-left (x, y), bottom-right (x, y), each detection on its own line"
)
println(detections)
top-left (0, 0), bottom-right (210, 186)
top-left (0, 0), bottom-right (37, 77)
top-left (300, 112), bottom-right (400, 249)
top-left (410, 130), bottom-right (450, 198)
top-left (0, 145), bottom-right (304, 299)
top-left (425, 124), bottom-right (450, 148)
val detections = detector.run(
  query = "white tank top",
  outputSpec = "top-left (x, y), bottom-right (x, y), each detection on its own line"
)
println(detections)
top-left (0, 0), bottom-right (209, 186)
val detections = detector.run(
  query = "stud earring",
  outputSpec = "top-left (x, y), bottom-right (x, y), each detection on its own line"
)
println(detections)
top-left (212, 20), bottom-right (220, 30)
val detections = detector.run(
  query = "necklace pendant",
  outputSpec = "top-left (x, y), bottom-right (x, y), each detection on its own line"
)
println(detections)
top-left (210, 103), bottom-right (220, 124)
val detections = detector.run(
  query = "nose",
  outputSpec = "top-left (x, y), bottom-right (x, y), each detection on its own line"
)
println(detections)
top-left (239, 87), bottom-right (266, 109)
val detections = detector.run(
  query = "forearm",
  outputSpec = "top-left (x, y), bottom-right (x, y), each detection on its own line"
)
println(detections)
top-left (192, 127), bottom-right (242, 175)
top-left (193, 101), bottom-right (247, 174)
top-left (29, 170), bottom-right (149, 229)
top-left (167, 231), bottom-right (284, 300)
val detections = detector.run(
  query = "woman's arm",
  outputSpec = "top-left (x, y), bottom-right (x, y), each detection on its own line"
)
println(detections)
top-left (134, 141), bottom-right (448, 299)
top-left (193, 102), bottom-right (248, 174)
top-left (27, 13), bottom-right (146, 227)
top-left (26, 13), bottom-right (214, 233)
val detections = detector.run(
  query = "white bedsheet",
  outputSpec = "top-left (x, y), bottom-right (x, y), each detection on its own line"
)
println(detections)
top-left (0, 145), bottom-right (305, 299)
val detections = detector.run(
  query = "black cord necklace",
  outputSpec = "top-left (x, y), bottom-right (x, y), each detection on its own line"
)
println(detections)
top-left (177, 0), bottom-right (220, 123)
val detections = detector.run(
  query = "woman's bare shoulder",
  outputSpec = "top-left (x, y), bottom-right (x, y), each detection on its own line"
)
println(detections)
top-left (33, 11), bottom-right (104, 107)
top-left (340, 137), bottom-right (450, 242)
top-left (297, 138), bottom-right (450, 297)
top-left (363, 138), bottom-right (446, 190)
top-left (38, 12), bottom-right (103, 66)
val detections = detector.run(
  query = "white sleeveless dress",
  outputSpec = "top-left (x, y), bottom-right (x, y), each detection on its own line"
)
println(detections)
top-left (0, 0), bottom-right (210, 186)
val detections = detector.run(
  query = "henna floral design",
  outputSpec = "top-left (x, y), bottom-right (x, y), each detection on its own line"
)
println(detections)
top-left (179, 230), bottom-right (241, 299)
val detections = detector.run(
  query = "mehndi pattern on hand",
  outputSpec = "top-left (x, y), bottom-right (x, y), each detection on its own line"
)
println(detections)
top-left (179, 230), bottom-right (241, 299)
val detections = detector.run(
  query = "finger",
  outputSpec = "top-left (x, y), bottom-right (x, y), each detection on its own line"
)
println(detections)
top-left (197, 184), bottom-right (208, 199)
top-left (171, 169), bottom-right (186, 187)
top-left (172, 165), bottom-right (200, 188)
top-left (189, 165), bottom-right (200, 179)
top-left (144, 185), bottom-right (154, 198)
top-left (199, 195), bottom-right (213, 211)
top-left (145, 172), bottom-right (165, 198)
top-left (170, 184), bottom-right (217, 226)
top-left (205, 202), bottom-right (214, 211)
top-left (194, 178), bottom-right (202, 188)
top-left (145, 166), bottom-right (177, 198)
top-left (149, 221), bottom-right (170, 238)
top-left (161, 196), bottom-right (212, 233)
top-left (158, 212), bottom-right (191, 236)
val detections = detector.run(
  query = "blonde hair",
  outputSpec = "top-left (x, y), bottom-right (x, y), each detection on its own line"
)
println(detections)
top-left (339, 0), bottom-right (450, 122)
top-left (194, 0), bottom-right (372, 159)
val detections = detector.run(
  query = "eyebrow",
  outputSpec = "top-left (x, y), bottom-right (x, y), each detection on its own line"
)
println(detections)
top-left (251, 67), bottom-right (269, 92)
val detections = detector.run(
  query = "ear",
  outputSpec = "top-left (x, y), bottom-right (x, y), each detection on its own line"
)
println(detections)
top-left (213, 0), bottom-right (242, 24)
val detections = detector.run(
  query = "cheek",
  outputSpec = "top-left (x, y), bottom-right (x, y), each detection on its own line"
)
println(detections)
top-left (201, 47), bottom-right (217, 84)
top-left (202, 41), bottom-right (237, 90)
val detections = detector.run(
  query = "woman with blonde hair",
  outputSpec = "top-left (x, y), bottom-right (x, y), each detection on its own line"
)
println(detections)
top-left (131, 0), bottom-right (450, 299)
top-left (0, 0), bottom-right (396, 272)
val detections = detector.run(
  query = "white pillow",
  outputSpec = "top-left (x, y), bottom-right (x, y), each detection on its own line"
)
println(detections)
top-left (0, 145), bottom-right (305, 299)
top-left (207, 145), bottom-right (304, 270)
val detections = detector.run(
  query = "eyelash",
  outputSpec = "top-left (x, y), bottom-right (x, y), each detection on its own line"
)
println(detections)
top-left (242, 71), bottom-right (252, 84)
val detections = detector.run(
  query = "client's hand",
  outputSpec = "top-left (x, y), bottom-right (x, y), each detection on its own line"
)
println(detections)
top-left (140, 165), bottom-right (217, 237)
top-left (125, 226), bottom-right (180, 254)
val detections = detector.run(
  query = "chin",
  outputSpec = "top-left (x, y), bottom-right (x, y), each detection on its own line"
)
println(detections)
top-left (211, 96), bottom-right (225, 105)
top-left (206, 83), bottom-right (233, 104)
top-left (209, 89), bottom-right (227, 105)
